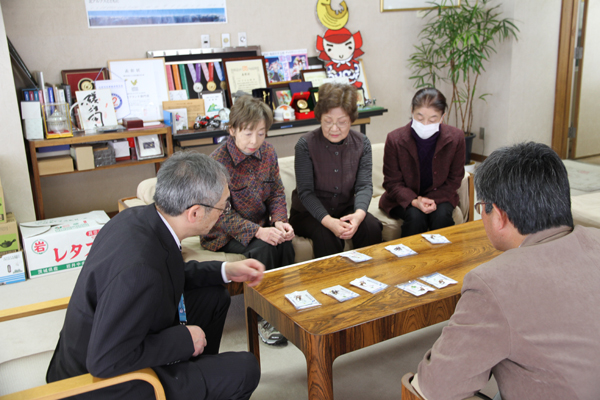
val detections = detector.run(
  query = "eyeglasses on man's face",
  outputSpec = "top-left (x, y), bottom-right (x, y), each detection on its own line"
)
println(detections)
top-left (187, 199), bottom-right (231, 215)
top-left (474, 201), bottom-right (492, 215)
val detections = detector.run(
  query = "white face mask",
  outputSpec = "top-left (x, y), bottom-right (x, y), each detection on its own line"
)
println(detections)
top-left (411, 119), bottom-right (440, 139)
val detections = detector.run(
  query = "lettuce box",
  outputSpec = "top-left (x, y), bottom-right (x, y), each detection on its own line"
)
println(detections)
top-left (20, 211), bottom-right (110, 278)
top-left (0, 251), bottom-right (26, 285)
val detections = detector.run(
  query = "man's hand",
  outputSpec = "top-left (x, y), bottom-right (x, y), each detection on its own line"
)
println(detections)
top-left (255, 227), bottom-right (285, 246)
top-left (274, 221), bottom-right (295, 241)
top-left (186, 325), bottom-right (207, 357)
top-left (225, 259), bottom-right (265, 287)
top-left (412, 196), bottom-right (437, 214)
top-left (339, 209), bottom-right (366, 240)
top-left (321, 215), bottom-right (352, 238)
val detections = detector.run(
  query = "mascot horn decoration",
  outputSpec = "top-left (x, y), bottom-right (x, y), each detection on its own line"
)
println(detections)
top-left (316, 0), bottom-right (349, 30)
top-left (316, 27), bottom-right (364, 88)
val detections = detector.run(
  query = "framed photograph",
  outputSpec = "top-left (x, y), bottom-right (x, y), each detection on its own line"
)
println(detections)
top-left (107, 58), bottom-right (170, 122)
top-left (301, 68), bottom-right (327, 88)
top-left (274, 88), bottom-right (293, 107)
top-left (380, 0), bottom-right (460, 12)
top-left (263, 49), bottom-right (307, 86)
top-left (223, 56), bottom-right (269, 105)
top-left (61, 68), bottom-right (109, 100)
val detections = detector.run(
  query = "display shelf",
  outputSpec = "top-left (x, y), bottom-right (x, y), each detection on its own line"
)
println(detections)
top-left (172, 107), bottom-right (388, 145)
top-left (28, 126), bottom-right (173, 220)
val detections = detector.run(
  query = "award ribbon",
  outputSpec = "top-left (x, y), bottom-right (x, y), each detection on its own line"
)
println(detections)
top-left (214, 62), bottom-right (227, 90)
top-left (192, 64), bottom-right (203, 93)
top-left (201, 62), bottom-right (216, 91)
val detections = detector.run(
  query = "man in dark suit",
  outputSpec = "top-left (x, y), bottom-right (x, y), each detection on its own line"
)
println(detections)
top-left (47, 151), bottom-right (265, 400)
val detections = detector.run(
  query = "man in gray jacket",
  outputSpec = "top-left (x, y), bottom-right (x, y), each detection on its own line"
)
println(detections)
top-left (413, 142), bottom-right (600, 400)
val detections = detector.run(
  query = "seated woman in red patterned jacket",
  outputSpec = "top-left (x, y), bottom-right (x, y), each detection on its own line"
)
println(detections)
top-left (379, 88), bottom-right (465, 237)
top-left (201, 95), bottom-right (295, 271)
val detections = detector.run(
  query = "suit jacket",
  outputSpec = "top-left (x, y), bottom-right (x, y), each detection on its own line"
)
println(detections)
top-left (46, 204), bottom-right (224, 399)
top-left (379, 122), bottom-right (465, 214)
top-left (418, 225), bottom-right (600, 400)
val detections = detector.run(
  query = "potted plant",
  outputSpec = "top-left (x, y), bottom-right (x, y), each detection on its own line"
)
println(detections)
top-left (408, 0), bottom-right (519, 164)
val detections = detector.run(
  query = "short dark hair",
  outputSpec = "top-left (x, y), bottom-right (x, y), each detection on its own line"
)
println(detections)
top-left (314, 83), bottom-right (358, 122)
top-left (475, 142), bottom-right (573, 234)
top-left (411, 88), bottom-right (447, 115)
top-left (154, 151), bottom-right (229, 216)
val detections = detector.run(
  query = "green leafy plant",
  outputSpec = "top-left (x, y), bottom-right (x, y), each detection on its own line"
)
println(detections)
top-left (408, 0), bottom-right (519, 135)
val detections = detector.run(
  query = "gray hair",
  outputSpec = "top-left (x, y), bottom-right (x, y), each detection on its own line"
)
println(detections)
top-left (475, 142), bottom-right (573, 235)
top-left (154, 151), bottom-right (229, 216)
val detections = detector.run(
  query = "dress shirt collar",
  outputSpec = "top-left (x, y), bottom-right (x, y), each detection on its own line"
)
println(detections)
top-left (156, 209), bottom-right (182, 250)
top-left (226, 136), bottom-right (262, 166)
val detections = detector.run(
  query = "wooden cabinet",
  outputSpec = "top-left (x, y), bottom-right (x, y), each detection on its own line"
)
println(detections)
top-left (27, 126), bottom-right (173, 219)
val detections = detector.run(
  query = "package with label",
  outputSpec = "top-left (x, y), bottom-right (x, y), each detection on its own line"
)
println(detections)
top-left (108, 140), bottom-right (131, 161)
top-left (20, 210), bottom-right (110, 278)
top-left (0, 251), bottom-right (26, 285)
top-left (0, 213), bottom-right (20, 256)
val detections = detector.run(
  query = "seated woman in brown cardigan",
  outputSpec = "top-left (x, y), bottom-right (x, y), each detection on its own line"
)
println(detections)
top-left (379, 88), bottom-right (465, 237)
top-left (289, 83), bottom-right (382, 258)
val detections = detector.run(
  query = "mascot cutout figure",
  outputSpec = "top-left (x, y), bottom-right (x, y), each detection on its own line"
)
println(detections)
top-left (316, 27), bottom-right (364, 89)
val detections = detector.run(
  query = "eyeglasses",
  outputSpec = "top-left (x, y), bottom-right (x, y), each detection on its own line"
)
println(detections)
top-left (322, 119), bottom-right (351, 130)
top-left (474, 201), bottom-right (492, 215)
top-left (187, 199), bottom-right (231, 215)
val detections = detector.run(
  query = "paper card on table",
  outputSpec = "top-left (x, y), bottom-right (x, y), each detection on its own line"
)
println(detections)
top-left (397, 280), bottom-right (436, 297)
top-left (385, 244), bottom-right (417, 258)
top-left (419, 272), bottom-right (458, 289)
top-left (350, 276), bottom-right (388, 294)
top-left (169, 90), bottom-right (188, 101)
top-left (321, 285), bottom-right (360, 302)
top-left (341, 251), bottom-right (372, 263)
top-left (422, 233), bottom-right (451, 244)
top-left (285, 290), bottom-right (321, 310)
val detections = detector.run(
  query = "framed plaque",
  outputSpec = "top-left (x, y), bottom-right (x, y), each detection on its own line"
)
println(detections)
top-left (61, 68), bottom-right (109, 100)
top-left (223, 56), bottom-right (269, 105)
top-left (301, 68), bottom-right (327, 88)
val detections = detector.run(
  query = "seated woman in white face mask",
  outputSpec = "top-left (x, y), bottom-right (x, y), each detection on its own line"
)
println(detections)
top-left (379, 88), bottom-right (465, 237)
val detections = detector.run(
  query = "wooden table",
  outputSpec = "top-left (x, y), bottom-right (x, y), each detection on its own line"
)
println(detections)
top-left (244, 220), bottom-right (501, 400)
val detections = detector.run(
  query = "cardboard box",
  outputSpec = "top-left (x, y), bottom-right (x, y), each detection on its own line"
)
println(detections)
top-left (0, 176), bottom-right (5, 223)
top-left (20, 211), bottom-right (110, 278)
top-left (0, 251), bottom-right (26, 286)
top-left (0, 251), bottom-right (25, 285)
top-left (70, 145), bottom-right (95, 171)
top-left (0, 213), bottom-right (20, 256)
top-left (38, 155), bottom-right (74, 176)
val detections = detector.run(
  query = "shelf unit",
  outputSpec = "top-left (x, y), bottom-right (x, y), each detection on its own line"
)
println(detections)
top-left (27, 126), bottom-right (173, 220)
top-left (171, 107), bottom-right (388, 146)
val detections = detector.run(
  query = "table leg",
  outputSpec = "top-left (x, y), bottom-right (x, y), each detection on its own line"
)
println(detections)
top-left (245, 306), bottom-right (260, 366)
top-left (305, 336), bottom-right (334, 400)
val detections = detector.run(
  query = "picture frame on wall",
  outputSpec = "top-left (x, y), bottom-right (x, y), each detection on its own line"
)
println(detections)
top-left (301, 68), bottom-right (327, 88)
top-left (380, 0), bottom-right (460, 12)
top-left (223, 56), bottom-right (269, 105)
top-left (274, 88), bottom-right (293, 107)
top-left (61, 68), bottom-right (109, 100)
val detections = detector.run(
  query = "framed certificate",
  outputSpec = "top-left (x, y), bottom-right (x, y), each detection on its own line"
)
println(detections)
top-left (301, 68), bottom-right (327, 88)
top-left (223, 56), bottom-right (269, 105)
top-left (61, 68), bottom-right (109, 100)
top-left (107, 58), bottom-right (169, 122)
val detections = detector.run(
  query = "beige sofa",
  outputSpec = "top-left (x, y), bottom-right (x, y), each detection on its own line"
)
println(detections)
top-left (119, 143), bottom-right (473, 265)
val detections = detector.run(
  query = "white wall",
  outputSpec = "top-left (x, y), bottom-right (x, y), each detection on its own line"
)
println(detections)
top-left (0, 4), bottom-right (35, 223)
top-left (0, 0), bottom-right (562, 218)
